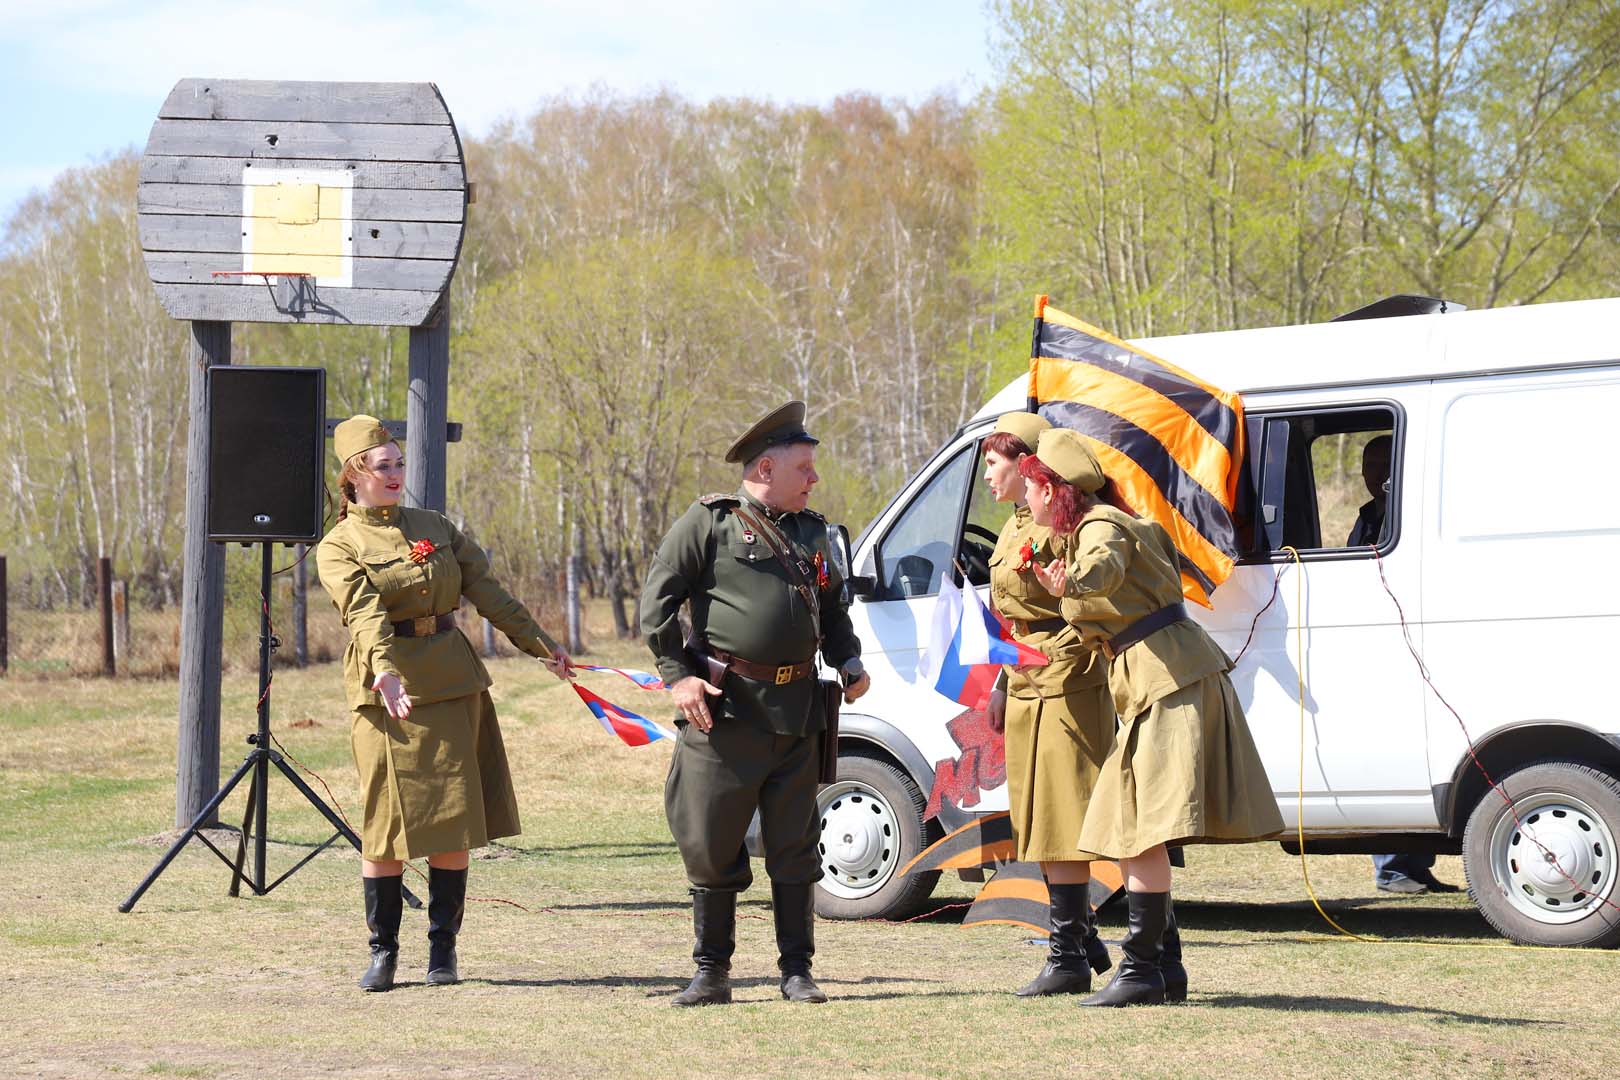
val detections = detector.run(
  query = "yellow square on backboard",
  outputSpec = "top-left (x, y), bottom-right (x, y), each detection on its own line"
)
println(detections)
top-left (241, 168), bottom-right (354, 287)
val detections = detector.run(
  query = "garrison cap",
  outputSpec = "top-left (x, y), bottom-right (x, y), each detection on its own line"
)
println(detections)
top-left (725, 400), bottom-right (820, 465)
top-left (334, 414), bottom-right (394, 464)
top-left (992, 411), bottom-right (1051, 455)
top-left (1036, 428), bottom-right (1105, 493)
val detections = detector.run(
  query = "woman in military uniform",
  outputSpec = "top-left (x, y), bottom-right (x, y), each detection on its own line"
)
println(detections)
top-left (1024, 428), bottom-right (1282, 1007)
top-left (316, 415), bottom-right (572, 992)
top-left (980, 412), bottom-right (1115, 996)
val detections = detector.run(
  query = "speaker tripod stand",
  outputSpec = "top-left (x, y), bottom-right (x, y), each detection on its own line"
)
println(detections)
top-left (121, 542), bottom-right (421, 912)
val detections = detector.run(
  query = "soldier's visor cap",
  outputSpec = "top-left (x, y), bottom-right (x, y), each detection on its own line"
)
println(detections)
top-left (334, 414), bottom-right (395, 465)
top-left (726, 400), bottom-right (820, 464)
top-left (1035, 427), bottom-right (1106, 493)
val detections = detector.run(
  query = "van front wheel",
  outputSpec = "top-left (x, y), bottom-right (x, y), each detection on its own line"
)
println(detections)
top-left (814, 753), bottom-right (939, 920)
top-left (1461, 760), bottom-right (1620, 948)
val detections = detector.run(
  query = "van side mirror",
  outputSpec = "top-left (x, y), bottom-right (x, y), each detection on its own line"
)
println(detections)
top-left (847, 574), bottom-right (877, 599)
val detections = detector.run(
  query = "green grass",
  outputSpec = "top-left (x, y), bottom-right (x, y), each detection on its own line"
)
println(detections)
top-left (1, 628), bottom-right (1616, 1080)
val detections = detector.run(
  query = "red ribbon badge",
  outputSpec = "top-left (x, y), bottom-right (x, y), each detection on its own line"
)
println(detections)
top-left (409, 539), bottom-right (436, 565)
top-left (814, 551), bottom-right (830, 589)
top-left (1014, 537), bottom-right (1040, 572)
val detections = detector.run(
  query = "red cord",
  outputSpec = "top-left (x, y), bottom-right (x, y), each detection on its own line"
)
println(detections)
top-left (1369, 545), bottom-right (1620, 917)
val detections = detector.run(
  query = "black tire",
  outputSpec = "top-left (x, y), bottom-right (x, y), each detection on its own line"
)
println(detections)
top-left (1461, 759), bottom-right (1620, 948)
top-left (814, 752), bottom-right (940, 920)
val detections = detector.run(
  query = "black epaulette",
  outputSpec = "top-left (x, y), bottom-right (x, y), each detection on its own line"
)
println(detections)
top-left (798, 507), bottom-right (826, 523)
top-left (698, 493), bottom-right (740, 508)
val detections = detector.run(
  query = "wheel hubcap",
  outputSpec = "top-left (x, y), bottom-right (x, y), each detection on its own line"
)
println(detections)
top-left (1489, 790), bottom-right (1616, 925)
top-left (817, 780), bottom-right (900, 900)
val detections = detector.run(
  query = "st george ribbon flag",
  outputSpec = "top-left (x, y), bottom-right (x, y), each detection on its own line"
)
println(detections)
top-left (919, 573), bottom-right (1047, 709)
top-left (1027, 295), bottom-right (1246, 606)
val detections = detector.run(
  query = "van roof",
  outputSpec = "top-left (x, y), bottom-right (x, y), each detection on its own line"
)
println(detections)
top-left (970, 295), bottom-right (1620, 422)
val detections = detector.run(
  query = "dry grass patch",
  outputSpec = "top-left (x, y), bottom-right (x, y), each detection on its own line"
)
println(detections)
top-left (2, 638), bottom-right (1616, 1079)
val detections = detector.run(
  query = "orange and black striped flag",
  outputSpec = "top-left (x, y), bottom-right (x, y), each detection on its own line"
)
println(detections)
top-left (1028, 296), bottom-right (1246, 607)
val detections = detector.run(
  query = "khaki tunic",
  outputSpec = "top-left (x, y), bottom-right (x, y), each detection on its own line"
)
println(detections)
top-left (316, 503), bottom-right (558, 860)
top-left (1058, 505), bottom-right (1283, 859)
top-left (988, 505), bottom-right (1114, 863)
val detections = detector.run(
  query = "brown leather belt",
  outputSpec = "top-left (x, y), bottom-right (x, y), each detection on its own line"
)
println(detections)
top-left (1010, 616), bottom-right (1066, 638)
top-left (1100, 602), bottom-right (1187, 660)
top-left (710, 647), bottom-right (817, 686)
top-left (392, 611), bottom-right (458, 638)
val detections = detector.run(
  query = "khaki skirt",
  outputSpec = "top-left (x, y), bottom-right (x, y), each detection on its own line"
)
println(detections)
top-left (351, 689), bottom-right (521, 861)
top-left (1076, 672), bottom-right (1283, 860)
top-left (1004, 681), bottom-right (1115, 863)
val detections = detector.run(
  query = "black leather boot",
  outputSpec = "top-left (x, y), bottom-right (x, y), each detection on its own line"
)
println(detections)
top-left (1016, 882), bottom-right (1092, 996)
top-left (773, 882), bottom-right (827, 1003)
top-left (359, 874), bottom-right (402, 992)
top-left (1083, 896), bottom-right (1113, 975)
top-left (672, 889), bottom-right (735, 1006)
top-left (1161, 897), bottom-right (1187, 1004)
top-left (425, 866), bottom-right (466, 986)
top-left (1079, 890), bottom-right (1168, 1007)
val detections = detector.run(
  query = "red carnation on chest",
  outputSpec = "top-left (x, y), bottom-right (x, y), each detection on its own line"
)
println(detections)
top-left (409, 539), bottom-right (436, 564)
top-left (1014, 537), bottom-right (1040, 572)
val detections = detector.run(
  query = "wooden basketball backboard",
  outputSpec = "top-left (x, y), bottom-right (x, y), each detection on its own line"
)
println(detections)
top-left (137, 79), bottom-right (467, 327)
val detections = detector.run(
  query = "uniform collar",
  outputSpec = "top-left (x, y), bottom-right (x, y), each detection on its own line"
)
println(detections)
top-left (349, 502), bottom-right (402, 526)
top-left (738, 487), bottom-right (788, 523)
top-left (1013, 503), bottom-right (1032, 525)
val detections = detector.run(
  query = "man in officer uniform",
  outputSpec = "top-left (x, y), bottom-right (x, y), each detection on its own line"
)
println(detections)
top-left (640, 400), bottom-right (870, 1006)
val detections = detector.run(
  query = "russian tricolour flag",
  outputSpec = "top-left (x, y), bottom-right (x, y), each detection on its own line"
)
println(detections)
top-left (571, 683), bottom-right (678, 746)
top-left (919, 575), bottom-right (1048, 709)
top-left (576, 664), bottom-right (669, 691)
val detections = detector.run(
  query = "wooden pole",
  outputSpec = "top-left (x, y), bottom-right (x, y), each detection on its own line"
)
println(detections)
top-left (0, 555), bottom-right (8, 677)
top-left (97, 556), bottom-right (115, 676)
top-left (567, 520), bottom-right (583, 654)
top-left (112, 580), bottom-right (131, 674)
top-left (292, 543), bottom-right (309, 667)
top-left (176, 320), bottom-right (229, 829)
top-left (405, 297), bottom-right (450, 512)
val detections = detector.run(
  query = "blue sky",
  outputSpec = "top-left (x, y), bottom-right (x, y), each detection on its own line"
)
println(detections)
top-left (0, 0), bottom-right (994, 219)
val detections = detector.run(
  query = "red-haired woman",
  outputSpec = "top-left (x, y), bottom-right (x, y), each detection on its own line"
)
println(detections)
top-left (980, 412), bottom-right (1116, 995)
top-left (1023, 427), bottom-right (1282, 1007)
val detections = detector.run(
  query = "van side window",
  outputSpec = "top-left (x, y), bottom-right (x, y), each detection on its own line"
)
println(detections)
top-left (877, 444), bottom-right (974, 598)
top-left (1243, 405), bottom-right (1400, 559)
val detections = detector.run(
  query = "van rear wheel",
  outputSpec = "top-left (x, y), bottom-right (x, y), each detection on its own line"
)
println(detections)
top-left (814, 753), bottom-right (939, 920)
top-left (1461, 760), bottom-right (1620, 948)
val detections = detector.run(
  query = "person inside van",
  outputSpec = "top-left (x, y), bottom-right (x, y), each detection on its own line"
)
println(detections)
top-left (1349, 434), bottom-right (1459, 895)
top-left (1347, 434), bottom-right (1392, 546)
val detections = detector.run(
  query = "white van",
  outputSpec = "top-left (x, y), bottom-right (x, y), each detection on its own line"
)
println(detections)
top-left (812, 295), bottom-right (1620, 948)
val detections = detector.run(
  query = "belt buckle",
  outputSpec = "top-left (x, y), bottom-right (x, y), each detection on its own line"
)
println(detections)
top-left (414, 616), bottom-right (435, 636)
top-left (774, 664), bottom-right (794, 685)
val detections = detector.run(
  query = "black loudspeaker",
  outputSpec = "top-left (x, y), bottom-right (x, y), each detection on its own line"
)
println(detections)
top-left (206, 366), bottom-right (326, 543)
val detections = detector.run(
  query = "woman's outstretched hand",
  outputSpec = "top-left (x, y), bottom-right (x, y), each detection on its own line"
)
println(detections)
top-left (543, 649), bottom-right (576, 680)
top-left (372, 672), bottom-right (413, 720)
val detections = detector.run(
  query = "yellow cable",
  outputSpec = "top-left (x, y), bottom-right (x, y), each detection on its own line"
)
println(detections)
top-left (1280, 546), bottom-right (1599, 955)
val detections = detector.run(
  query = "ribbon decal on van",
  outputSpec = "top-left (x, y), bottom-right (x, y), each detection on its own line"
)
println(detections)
top-left (1027, 296), bottom-right (1246, 606)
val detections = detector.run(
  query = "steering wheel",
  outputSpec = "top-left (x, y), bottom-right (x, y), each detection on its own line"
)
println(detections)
top-left (958, 523), bottom-right (999, 586)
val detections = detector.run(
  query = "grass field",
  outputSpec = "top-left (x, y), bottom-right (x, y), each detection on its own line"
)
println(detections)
top-left (2, 632), bottom-right (1616, 1079)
